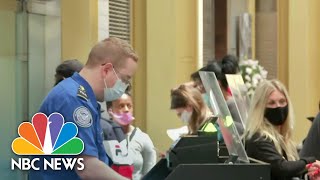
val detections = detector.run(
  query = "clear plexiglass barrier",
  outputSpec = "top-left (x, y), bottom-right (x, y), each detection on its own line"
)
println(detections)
top-left (225, 74), bottom-right (251, 128)
top-left (199, 71), bottom-right (249, 163)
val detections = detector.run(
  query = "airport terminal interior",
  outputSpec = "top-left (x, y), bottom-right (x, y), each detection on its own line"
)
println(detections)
top-left (1, 0), bottom-right (320, 179)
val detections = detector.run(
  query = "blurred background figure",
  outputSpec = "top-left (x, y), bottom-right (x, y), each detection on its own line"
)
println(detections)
top-left (54, 59), bottom-right (83, 85)
top-left (244, 79), bottom-right (316, 180)
top-left (190, 54), bottom-right (239, 100)
top-left (108, 92), bottom-right (156, 180)
top-left (189, 55), bottom-right (244, 135)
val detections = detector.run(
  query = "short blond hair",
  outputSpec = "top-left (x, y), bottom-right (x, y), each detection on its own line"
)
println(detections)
top-left (86, 37), bottom-right (138, 68)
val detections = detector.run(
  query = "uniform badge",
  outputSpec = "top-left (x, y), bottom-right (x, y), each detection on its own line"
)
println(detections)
top-left (77, 85), bottom-right (88, 101)
top-left (73, 106), bottom-right (93, 128)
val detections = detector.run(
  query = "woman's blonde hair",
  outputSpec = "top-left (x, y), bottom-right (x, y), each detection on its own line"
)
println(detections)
top-left (170, 85), bottom-right (209, 134)
top-left (244, 79), bottom-right (298, 161)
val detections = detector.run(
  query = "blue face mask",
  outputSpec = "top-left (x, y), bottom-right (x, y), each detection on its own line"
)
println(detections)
top-left (104, 68), bottom-right (128, 102)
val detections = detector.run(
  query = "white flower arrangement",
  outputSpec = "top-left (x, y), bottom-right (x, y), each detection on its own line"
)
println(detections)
top-left (240, 59), bottom-right (268, 97)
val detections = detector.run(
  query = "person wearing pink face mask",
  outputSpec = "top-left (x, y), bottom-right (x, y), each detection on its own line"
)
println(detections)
top-left (108, 92), bottom-right (156, 180)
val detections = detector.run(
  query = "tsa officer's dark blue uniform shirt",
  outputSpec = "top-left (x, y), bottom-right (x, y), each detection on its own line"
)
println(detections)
top-left (28, 72), bottom-right (108, 180)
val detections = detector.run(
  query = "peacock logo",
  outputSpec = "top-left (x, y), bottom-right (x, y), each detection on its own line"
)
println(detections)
top-left (12, 112), bottom-right (84, 155)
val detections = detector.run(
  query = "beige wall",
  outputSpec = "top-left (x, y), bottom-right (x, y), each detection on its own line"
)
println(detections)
top-left (277, 0), bottom-right (289, 88)
top-left (61, 0), bottom-right (98, 64)
top-left (0, 0), bottom-right (16, 11)
top-left (288, 0), bottom-right (320, 142)
top-left (132, 0), bottom-right (147, 131)
top-left (132, 0), bottom-right (198, 152)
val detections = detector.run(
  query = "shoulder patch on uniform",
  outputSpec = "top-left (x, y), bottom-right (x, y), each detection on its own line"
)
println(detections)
top-left (77, 85), bottom-right (88, 101)
top-left (73, 106), bottom-right (93, 128)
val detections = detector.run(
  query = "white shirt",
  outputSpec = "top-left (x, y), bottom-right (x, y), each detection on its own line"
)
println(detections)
top-left (127, 126), bottom-right (156, 180)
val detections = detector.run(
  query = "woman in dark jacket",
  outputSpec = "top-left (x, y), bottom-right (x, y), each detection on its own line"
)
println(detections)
top-left (244, 80), bottom-right (316, 180)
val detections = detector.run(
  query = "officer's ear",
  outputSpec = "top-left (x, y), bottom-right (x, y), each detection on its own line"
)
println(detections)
top-left (101, 62), bottom-right (113, 76)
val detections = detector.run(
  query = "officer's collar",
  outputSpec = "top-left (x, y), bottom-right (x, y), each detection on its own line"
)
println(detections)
top-left (71, 72), bottom-right (99, 109)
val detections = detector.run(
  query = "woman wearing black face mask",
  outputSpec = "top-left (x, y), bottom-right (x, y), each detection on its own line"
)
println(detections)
top-left (244, 80), bottom-right (317, 180)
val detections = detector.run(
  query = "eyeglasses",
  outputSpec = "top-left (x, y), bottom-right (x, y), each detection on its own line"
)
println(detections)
top-left (113, 67), bottom-right (132, 85)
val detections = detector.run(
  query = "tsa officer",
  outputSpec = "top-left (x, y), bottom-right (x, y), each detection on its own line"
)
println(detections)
top-left (29, 37), bottom-right (138, 180)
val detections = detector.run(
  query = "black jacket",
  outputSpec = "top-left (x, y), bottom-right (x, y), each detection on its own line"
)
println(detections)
top-left (100, 117), bottom-right (126, 142)
top-left (245, 133), bottom-right (315, 180)
top-left (300, 113), bottom-right (320, 160)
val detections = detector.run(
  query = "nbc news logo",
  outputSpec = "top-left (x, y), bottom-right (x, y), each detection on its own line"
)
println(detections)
top-left (11, 113), bottom-right (84, 170)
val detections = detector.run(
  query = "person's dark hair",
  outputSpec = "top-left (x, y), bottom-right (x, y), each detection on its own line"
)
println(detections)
top-left (190, 71), bottom-right (201, 82)
top-left (190, 55), bottom-right (239, 91)
top-left (221, 54), bottom-right (240, 74)
top-left (190, 59), bottom-right (221, 81)
top-left (54, 59), bottom-right (84, 86)
top-left (219, 54), bottom-right (239, 90)
top-left (190, 60), bottom-right (225, 90)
